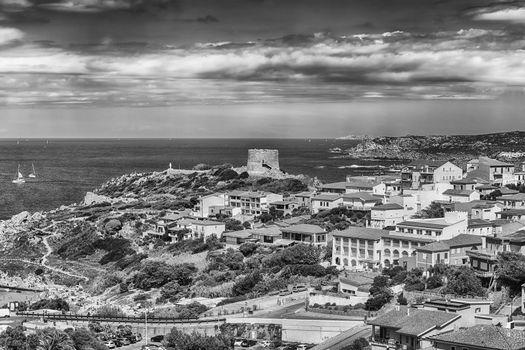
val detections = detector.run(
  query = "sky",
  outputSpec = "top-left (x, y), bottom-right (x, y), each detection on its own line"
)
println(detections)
top-left (1, 0), bottom-right (525, 138)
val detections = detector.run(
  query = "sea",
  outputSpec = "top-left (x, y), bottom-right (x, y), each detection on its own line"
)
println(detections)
top-left (0, 138), bottom-right (403, 219)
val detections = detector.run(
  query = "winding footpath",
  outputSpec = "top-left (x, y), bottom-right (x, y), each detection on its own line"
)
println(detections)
top-left (41, 235), bottom-right (89, 282)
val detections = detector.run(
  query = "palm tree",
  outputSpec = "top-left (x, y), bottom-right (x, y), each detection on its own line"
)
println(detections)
top-left (36, 328), bottom-right (75, 350)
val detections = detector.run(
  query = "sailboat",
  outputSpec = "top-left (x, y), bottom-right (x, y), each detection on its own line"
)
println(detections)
top-left (12, 164), bottom-right (25, 184)
top-left (29, 163), bottom-right (36, 178)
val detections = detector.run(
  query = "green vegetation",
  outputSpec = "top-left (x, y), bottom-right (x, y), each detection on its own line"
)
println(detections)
top-left (30, 298), bottom-right (69, 312)
top-left (163, 328), bottom-right (231, 350)
top-left (496, 251), bottom-right (525, 296)
top-left (0, 326), bottom-right (106, 350)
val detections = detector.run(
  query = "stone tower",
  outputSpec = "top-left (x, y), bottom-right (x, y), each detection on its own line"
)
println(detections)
top-left (247, 149), bottom-right (280, 175)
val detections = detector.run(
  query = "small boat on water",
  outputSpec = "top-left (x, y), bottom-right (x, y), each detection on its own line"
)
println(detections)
top-left (28, 163), bottom-right (37, 178)
top-left (12, 164), bottom-right (25, 184)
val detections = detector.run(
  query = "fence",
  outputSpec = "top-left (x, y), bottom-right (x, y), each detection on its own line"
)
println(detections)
top-left (16, 312), bottom-right (226, 325)
top-left (403, 290), bottom-right (493, 302)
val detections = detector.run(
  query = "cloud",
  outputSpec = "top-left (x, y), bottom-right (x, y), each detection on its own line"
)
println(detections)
top-left (468, 1), bottom-right (525, 24)
top-left (0, 26), bottom-right (23, 43)
top-left (35, 0), bottom-right (180, 13)
top-left (0, 28), bottom-right (524, 106)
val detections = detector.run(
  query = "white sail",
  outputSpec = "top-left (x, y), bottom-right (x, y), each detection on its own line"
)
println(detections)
top-left (29, 163), bottom-right (36, 178)
top-left (12, 164), bottom-right (25, 184)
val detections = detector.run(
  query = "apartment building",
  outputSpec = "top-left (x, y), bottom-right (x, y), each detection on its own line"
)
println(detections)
top-left (227, 190), bottom-right (283, 216)
top-left (395, 211), bottom-right (468, 240)
top-left (466, 156), bottom-right (515, 186)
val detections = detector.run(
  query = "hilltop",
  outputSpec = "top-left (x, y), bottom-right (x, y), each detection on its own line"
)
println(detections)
top-left (340, 131), bottom-right (525, 163)
top-left (0, 164), bottom-right (317, 316)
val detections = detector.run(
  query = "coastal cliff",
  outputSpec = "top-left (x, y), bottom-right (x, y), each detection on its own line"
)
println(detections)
top-left (341, 131), bottom-right (525, 161)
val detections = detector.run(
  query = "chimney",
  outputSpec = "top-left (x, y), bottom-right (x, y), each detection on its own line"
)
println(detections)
top-left (481, 236), bottom-right (487, 249)
top-left (407, 308), bottom-right (410, 316)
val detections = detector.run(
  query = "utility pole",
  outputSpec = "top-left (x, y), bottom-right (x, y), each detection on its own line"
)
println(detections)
top-left (145, 309), bottom-right (148, 346)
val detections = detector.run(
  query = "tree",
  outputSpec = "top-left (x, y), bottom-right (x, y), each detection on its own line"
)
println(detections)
top-left (160, 281), bottom-right (184, 303)
top-left (426, 274), bottom-right (444, 289)
top-left (365, 289), bottom-right (392, 311)
top-left (232, 271), bottom-right (263, 296)
top-left (443, 266), bottom-right (485, 297)
top-left (416, 202), bottom-right (444, 218)
top-left (94, 305), bottom-right (126, 318)
top-left (35, 328), bottom-right (75, 350)
top-left (68, 328), bottom-right (106, 350)
top-left (239, 242), bottom-right (258, 257)
top-left (369, 275), bottom-right (389, 295)
top-left (342, 337), bottom-right (370, 350)
top-left (164, 328), bottom-right (231, 350)
top-left (0, 326), bottom-right (29, 350)
top-left (397, 293), bottom-right (408, 305)
top-left (176, 302), bottom-right (208, 319)
top-left (496, 251), bottom-right (525, 296)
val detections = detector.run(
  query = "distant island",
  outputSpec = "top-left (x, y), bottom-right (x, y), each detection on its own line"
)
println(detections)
top-left (336, 130), bottom-right (525, 163)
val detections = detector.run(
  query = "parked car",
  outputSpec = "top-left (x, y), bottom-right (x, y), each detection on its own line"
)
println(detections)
top-left (296, 344), bottom-right (308, 350)
top-left (233, 338), bottom-right (246, 347)
top-left (112, 338), bottom-right (123, 347)
top-left (259, 340), bottom-right (271, 347)
top-left (119, 338), bottom-right (131, 346)
top-left (278, 290), bottom-right (292, 296)
top-left (150, 335), bottom-right (164, 343)
top-left (104, 340), bottom-right (116, 349)
top-left (241, 339), bottom-right (257, 347)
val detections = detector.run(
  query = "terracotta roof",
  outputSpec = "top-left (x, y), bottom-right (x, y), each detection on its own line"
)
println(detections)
top-left (499, 209), bottom-right (525, 216)
top-left (223, 230), bottom-right (253, 239)
top-left (193, 220), bottom-right (225, 226)
top-left (280, 224), bottom-right (325, 235)
top-left (397, 220), bottom-right (448, 230)
top-left (443, 189), bottom-right (476, 197)
top-left (428, 325), bottom-right (525, 350)
top-left (372, 203), bottom-right (405, 211)
top-left (320, 182), bottom-right (348, 190)
top-left (450, 178), bottom-right (481, 185)
top-left (368, 307), bottom-right (460, 336)
top-left (417, 241), bottom-right (450, 252)
top-left (342, 192), bottom-right (383, 202)
top-left (499, 187), bottom-right (520, 195)
top-left (499, 193), bottom-right (525, 201)
top-left (312, 194), bottom-right (342, 201)
top-left (333, 226), bottom-right (390, 240)
top-left (387, 234), bottom-right (435, 243)
top-left (418, 234), bottom-right (482, 252)
top-left (468, 219), bottom-right (493, 228)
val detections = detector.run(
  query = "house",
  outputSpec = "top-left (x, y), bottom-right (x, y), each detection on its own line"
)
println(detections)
top-left (193, 193), bottom-right (226, 218)
top-left (250, 226), bottom-right (282, 244)
top-left (310, 194), bottom-right (343, 214)
top-left (208, 205), bottom-right (241, 217)
top-left (227, 191), bottom-right (283, 216)
top-left (332, 226), bottom-right (434, 270)
top-left (191, 220), bottom-right (226, 240)
top-left (294, 191), bottom-right (316, 207)
top-left (466, 156), bottom-right (515, 186)
top-left (338, 273), bottom-right (373, 296)
top-left (395, 211), bottom-right (468, 240)
top-left (341, 192), bottom-right (383, 211)
top-left (280, 224), bottom-right (328, 246)
top-left (404, 183), bottom-right (454, 213)
top-left (401, 160), bottom-right (463, 189)
top-left (442, 179), bottom-right (482, 203)
top-left (467, 228), bottom-right (525, 279)
top-left (498, 193), bottom-right (525, 209)
top-left (415, 234), bottom-right (482, 269)
top-left (332, 226), bottom-right (389, 270)
top-left (467, 218), bottom-right (493, 236)
top-left (319, 182), bottom-right (348, 194)
top-left (269, 199), bottom-right (299, 217)
top-left (368, 306), bottom-right (461, 350)
top-left (428, 325), bottom-right (525, 350)
top-left (223, 230), bottom-right (255, 245)
top-left (369, 203), bottom-right (409, 229)
top-left (449, 200), bottom-right (503, 220)
top-left (422, 298), bottom-right (491, 327)
top-left (497, 209), bottom-right (525, 222)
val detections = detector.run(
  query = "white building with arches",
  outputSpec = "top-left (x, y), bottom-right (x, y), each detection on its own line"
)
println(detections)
top-left (331, 227), bottom-right (434, 270)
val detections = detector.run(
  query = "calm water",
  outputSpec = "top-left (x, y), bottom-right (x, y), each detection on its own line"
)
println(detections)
top-left (0, 139), bottom-right (400, 219)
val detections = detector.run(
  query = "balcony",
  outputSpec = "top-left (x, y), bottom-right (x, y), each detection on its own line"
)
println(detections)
top-left (370, 338), bottom-right (412, 350)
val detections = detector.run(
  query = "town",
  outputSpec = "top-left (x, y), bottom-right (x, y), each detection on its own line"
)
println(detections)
top-left (2, 149), bottom-right (525, 350)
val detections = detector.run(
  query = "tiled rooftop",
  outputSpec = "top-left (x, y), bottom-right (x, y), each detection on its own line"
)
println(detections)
top-left (428, 325), bottom-right (525, 350)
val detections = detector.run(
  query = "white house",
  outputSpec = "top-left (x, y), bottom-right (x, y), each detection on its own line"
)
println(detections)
top-left (395, 211), bottom-right (468, 240)
top-left (193, 193), bottom-right (226, 218)
top-left (310, 194), bottom-right (343, 214)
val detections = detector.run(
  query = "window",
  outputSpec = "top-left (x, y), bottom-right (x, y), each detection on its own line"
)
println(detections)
top-left (444, 253), bottom-right (448, 259)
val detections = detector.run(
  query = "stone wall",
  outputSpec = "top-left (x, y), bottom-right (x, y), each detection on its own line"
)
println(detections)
top-left (247, 149), bottom-right (280, 175)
